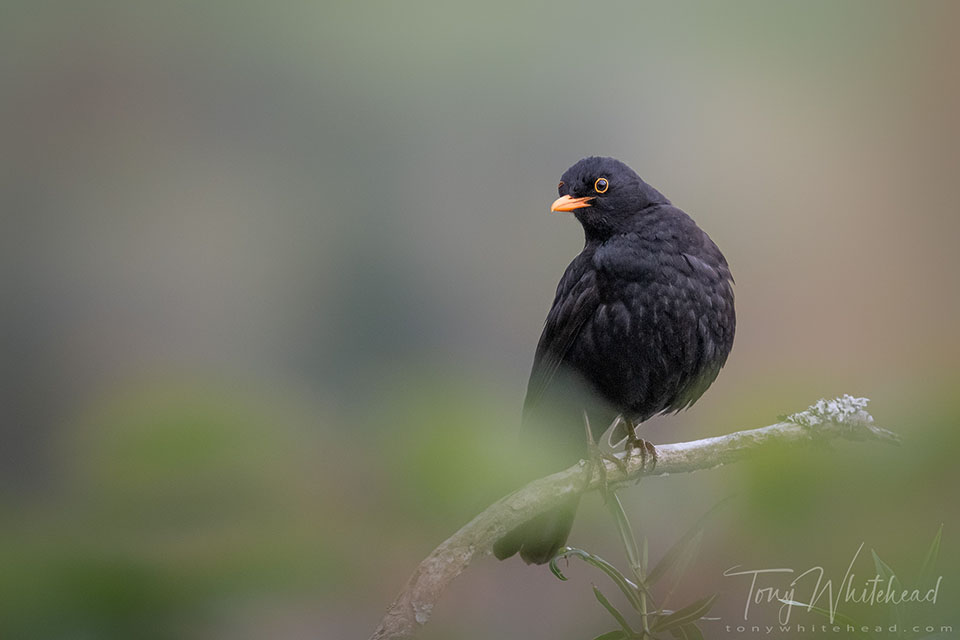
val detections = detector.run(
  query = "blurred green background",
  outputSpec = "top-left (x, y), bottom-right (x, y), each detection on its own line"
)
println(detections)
top-left (2, 2), bottom-right (958, 638)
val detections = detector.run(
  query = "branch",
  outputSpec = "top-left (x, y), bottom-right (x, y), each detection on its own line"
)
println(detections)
top-left (369, 395), bottom-right (899, 640)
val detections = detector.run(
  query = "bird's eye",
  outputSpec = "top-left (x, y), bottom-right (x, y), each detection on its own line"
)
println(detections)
top-left (557, 181), bottom-right (564, 194)
top-left (594, 177), bottom-right (609, 193)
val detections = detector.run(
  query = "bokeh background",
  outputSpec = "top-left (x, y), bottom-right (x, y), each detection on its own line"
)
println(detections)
top-left (2, 2), bottom-right (958, 638)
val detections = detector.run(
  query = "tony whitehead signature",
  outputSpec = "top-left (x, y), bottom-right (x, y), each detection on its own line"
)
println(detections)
top-left (723, 543), bottom-right (943, 624)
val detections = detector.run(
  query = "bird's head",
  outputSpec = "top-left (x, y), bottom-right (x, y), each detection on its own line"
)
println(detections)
top-left (551, 156), bottom-right (670, 240)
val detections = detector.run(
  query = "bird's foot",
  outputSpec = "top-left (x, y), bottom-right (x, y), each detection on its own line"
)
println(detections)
top-left (624, 435), bottom-right (658, 475)
top-left (583, 413), bottom-right (626, 502)
top-left (585, 439), bottom-right (629, 502)
top-left (621, 417), bottom-right (657, 482)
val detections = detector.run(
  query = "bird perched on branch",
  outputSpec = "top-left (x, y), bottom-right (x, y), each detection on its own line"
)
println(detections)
top-left (494, 156), bottom-right (736, 565)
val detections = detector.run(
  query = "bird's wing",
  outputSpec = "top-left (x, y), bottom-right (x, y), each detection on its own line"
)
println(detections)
top-left (522, 264), bottom-right (599, 417)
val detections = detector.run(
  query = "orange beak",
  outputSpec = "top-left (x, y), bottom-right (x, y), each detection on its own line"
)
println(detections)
top-left (550, 195), bottom-right (594, 212)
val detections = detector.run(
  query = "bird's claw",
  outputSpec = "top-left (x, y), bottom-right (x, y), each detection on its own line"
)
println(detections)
top-left (585, 439), bottom-right (628, 502)
top-left (625, 435), bottom-right (658, 481)
top-left (583, 412), bottom-right (625, 502)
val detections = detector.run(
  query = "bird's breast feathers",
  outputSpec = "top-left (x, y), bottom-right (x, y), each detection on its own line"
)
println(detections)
top-left (551, 225), bottom-right (734, 417)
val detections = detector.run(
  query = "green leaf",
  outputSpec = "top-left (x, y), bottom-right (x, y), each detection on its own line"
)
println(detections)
top-left (591, 631), bottom-right (628, 640)
top-left (918, 524), bottom-right (943, 587)
top-left (651, 594), bottom-right (718, 632)
top-left (642, 536), bottom-right (649, 577)
top-left (550, 549), bottom-right (572, 581)
top-left (551, 547), bottom-right (645, 612)
top-left (911, 525), bottom-right (945, 632)
top-left (647, 497), bottom-right (731, 587)
top-left (682, 623), bottom-right (705, 640)
top-left (668, 624), bottom-right (704, 640)
top-left (778, 600), bottom-right (873, 638)
top-left (593, 586), bottom-right (636, 635)
top-left (872, 549), bottom-right (905, 634)
top-left (661, 530), bottom-right (703, 610)
top-left (607, 492), bottom-right (641, 579)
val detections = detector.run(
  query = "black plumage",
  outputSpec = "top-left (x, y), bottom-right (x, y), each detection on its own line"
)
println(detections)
top-left (494, 156), bottom-right (735, 564)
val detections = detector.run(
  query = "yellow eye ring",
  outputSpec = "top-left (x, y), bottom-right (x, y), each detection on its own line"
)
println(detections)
top-left (594, 177), bottom-right (609, 193)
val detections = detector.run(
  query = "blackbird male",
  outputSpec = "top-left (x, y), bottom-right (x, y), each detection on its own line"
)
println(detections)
top-left (494, 156), bottom-right (735, 565)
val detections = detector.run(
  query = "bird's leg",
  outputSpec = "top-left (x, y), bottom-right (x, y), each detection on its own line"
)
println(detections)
top-left (582, 412), bottom-right (627, 502)
top-left (623, 418), bottom-right (658, 473)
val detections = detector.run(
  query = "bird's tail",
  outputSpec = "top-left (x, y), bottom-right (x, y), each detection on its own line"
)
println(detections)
top-left (492, 495), bottom-right (580, 565)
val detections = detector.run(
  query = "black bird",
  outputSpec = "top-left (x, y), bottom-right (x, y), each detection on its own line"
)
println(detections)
top-left (494, 156), bottom-right (735, 565)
